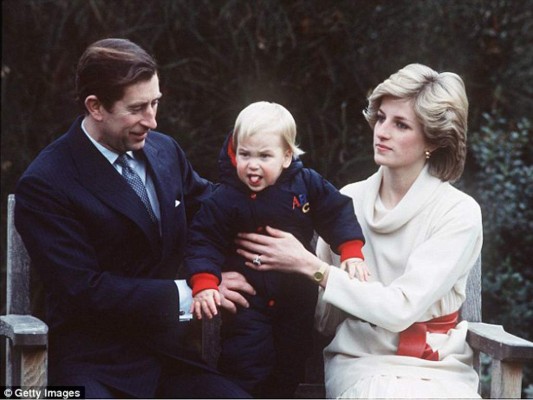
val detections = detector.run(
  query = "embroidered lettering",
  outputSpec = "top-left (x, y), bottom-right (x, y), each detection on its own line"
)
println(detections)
top-left (293, 194), bottom-right (310, 213)
top-left (292, 196), bottom-right (301, 209)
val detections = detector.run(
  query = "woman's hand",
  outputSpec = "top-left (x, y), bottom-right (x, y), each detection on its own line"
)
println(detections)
top-left (235, 226), bottom-right (324, 280)
top-left (219, 271), bottom-right (256, 313)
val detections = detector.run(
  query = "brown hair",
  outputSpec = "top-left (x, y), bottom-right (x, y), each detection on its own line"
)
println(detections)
top-left (76, 38), bottom-right (157, 111)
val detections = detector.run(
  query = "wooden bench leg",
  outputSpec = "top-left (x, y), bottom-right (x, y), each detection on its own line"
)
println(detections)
top-left (490, 359), bottom-right (523, 399)
top-left (6, 344), bottom-right (47, 387)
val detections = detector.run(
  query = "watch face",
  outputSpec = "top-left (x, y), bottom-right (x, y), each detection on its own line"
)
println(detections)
top-left (314, 271), bottom-right (323, 281)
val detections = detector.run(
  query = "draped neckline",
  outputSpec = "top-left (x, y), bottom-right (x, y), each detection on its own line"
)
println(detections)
top-left (363, 165), bottom-right (446, 234)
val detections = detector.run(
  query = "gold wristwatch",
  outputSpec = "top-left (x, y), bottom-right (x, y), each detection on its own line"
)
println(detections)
top-left (313, 263), bottom-right (328, 283)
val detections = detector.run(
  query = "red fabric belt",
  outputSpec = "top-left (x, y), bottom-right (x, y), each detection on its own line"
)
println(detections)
top-left (396, 311), bottom-right (459, 361)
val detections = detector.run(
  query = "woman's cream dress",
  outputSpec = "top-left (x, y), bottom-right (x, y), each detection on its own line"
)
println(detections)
top-left (316, 166), bottom-right (483, 398)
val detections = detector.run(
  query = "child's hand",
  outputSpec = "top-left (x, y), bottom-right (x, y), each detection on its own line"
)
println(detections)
top-left (340, 258), bottom-right (371, 281)
top-left (191, 289), bottom-right (221, 320)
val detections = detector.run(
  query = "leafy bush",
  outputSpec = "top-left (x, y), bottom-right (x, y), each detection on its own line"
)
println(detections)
top-left (469, 112), bottom-right (533, 396)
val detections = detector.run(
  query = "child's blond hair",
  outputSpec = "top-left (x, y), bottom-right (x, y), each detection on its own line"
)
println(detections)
top-left (233, 101), bottom-right (304, 157)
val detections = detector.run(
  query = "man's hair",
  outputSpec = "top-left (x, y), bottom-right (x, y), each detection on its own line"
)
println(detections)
top-left (233, 101), bottom-right (304, 157)
top-left (76, 38), bottom-right (157, 112)
top-left (363, 63), bottom-right (469, 182)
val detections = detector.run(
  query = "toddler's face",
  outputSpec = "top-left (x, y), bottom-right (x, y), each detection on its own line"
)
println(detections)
top-left (235, 132), bottom-right (292, 192)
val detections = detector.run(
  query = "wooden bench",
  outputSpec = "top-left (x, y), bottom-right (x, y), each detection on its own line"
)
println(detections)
top-left (3, 193), bottom-right (533, 397)
top-left (1, 194), bottom-right (219, 388)
top-left (1, 194), bottom-right (48, 387)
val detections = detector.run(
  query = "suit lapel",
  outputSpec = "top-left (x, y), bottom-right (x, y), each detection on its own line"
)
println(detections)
top-left (143, 139), bottom-right (176, 246)
top-left (67, 118), bottom-right (161, 251)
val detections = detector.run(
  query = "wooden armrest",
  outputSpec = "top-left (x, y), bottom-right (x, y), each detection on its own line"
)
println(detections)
top-left (468, 322), bottom-right (533, 398)
top-left (467, 322), bottom-right (533, 362)
top-left (0, 314), bottom-right (48, 347)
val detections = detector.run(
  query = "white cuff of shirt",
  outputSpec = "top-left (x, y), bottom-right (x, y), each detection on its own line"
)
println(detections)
top-left (175, 279), bottom-right (193, 321)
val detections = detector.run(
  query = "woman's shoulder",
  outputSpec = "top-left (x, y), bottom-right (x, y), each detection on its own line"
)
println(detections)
top-left (436, 183), bottom-right (482, 226)
top-left (443, 183), bottom-right (480, 210)
top-left (339, 171), bottom-right (379, 198)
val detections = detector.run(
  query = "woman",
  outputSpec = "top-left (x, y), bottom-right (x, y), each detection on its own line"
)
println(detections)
top-left (235, 63), bottom-right (483, 398)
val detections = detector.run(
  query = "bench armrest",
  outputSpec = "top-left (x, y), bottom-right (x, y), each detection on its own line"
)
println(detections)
top-left (467, 322), bottom-right (533, 398)
top-left (0, 314), bottom-right (48, 347)
top-left (467, 322), bottom-right (533, 362)
top-left (1, 314), bottom-right (48, 386)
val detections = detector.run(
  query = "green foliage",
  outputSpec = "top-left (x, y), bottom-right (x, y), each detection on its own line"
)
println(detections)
top-left (469, 112), bottom-right (533, 394)
top-left (471, 114), bottom-right (532, 248)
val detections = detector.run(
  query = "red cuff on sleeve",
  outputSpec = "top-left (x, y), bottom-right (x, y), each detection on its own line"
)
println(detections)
top-left (191, 273), bottom-right (220, 297)
top-left (339, 240), bottom-right (364, 262)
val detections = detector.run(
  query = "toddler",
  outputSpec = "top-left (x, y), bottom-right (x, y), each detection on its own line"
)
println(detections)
top-left (184, 101), bottom-right (368, 397)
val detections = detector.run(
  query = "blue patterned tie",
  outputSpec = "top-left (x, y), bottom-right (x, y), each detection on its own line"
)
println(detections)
top-left (115, 154), bottom-right (157, 223)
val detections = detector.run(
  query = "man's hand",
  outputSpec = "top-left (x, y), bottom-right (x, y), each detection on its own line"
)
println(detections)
top-left (219, 271), bottom-right (256, 314)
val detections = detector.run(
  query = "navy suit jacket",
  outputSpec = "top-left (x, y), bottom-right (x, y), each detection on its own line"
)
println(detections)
top-left (15, 117), bottom-right (214, 397)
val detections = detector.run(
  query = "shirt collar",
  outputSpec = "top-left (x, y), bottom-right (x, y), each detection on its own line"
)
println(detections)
top-left (81, 117), bottom-right (133, 164)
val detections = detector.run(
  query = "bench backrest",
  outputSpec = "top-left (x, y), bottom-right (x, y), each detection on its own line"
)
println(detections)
top-left (6, 194), bottom-right (32, 315)
top-left (462, 255), bottom-right (482, 323)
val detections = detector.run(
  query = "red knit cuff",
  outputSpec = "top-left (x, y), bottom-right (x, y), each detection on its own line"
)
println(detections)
top-left (191, 273), bottom-right (220, 297)
top-left (339, 240), bottom-right (364, 262)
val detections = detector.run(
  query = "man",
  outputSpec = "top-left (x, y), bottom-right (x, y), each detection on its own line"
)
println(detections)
top-left (14, 38), bottom-right (253, 398)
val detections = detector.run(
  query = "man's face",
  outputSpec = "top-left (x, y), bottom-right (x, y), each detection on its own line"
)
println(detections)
top-left (93, 74), bottom-right (162, 154)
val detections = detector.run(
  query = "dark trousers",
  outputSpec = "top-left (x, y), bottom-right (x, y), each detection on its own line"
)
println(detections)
top-left (58, 367), bottom-right (251, 399)
top-left (219, 294), bottom-right (315, 398)
top-left (156, 367), bottom-right (252, 399)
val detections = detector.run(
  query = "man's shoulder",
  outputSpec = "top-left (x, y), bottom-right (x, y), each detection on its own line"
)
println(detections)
top-left (146, 130), bottom-right (178, 146)
top-left (145, 131), bottom-right (186, 158)
top-left (24, 132), bottom-right (72, 174)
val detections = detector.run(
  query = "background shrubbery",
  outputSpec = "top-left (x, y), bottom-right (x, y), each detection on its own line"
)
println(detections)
top-left (2, 0), bottom-right (532, 395)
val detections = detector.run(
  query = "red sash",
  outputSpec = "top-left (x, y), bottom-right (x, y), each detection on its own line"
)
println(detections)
top-left (396, 311), bottom-right (459, 361)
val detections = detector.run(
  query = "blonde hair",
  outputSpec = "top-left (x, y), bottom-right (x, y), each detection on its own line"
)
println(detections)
top-left (233, 101), bottom-right (304, 157)
top-left (363, 63), bottom-right (468, 182)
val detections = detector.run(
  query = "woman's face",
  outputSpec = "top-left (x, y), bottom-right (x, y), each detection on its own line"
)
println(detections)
top-left (373, 97), bottom-right (428, 174)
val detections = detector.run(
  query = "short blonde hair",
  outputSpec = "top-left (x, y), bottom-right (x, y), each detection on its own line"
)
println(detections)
top-left (363, 63), bottom-right (468, 182)
top-left (233, 101), bottom-right (304, 157)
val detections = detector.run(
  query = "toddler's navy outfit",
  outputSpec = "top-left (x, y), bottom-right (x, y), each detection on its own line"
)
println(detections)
top-left (184, 133), bottom-right (364, 397)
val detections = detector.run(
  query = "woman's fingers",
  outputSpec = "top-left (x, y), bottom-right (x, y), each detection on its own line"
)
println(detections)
top-left (235, 237), bottom-right (268, 257)
top-left (263, 225), bottom-right (289, 238)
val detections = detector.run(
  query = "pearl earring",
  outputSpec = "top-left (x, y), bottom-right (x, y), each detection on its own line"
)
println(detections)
top-left (425, 150), bottom-right (431, 159)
